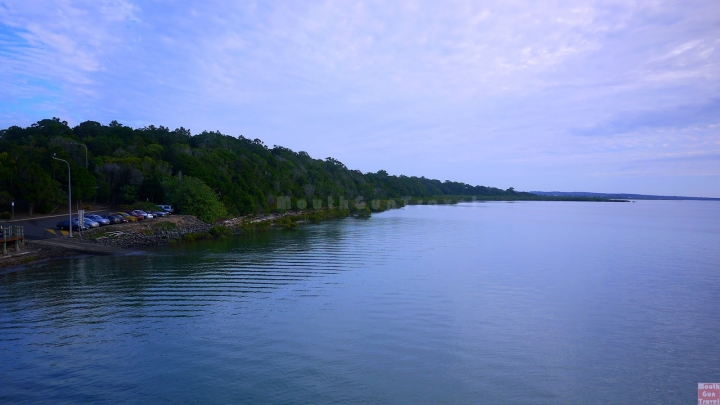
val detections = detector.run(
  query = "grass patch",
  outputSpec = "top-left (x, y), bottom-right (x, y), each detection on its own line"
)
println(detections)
top-left (154, 222), bottom-right (178, 232)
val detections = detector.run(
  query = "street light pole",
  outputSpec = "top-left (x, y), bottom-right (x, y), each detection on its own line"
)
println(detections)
top-left (70, 142), bottom-right (88, 169)
top-left (52, 153), bottom-right (72, 237)
top-left (11, 201), bottom-right (14, 220)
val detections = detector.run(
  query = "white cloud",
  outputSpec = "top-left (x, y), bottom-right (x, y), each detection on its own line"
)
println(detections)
top-left (1, 0), bottom-right (719, 195)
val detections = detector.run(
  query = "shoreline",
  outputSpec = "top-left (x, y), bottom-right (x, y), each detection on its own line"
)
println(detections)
top-left (0, 211), bottom-right (330, 272)
top-left (0, 196), bottom-right (625, 272)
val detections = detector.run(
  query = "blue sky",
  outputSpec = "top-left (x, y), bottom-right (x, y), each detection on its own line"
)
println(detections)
top-left (1, 1), bottom-right (718, 197)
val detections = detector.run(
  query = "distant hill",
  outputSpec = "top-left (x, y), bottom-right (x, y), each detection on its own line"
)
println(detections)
top-left (530, 191), bottom-right (720, 201)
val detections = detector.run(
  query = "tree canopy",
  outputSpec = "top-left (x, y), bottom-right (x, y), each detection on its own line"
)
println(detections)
top-left (0, 118), bottom-right (527, 218)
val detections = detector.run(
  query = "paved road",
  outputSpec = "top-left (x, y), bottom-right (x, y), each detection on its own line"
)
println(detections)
top-left (0, 210), bottom-right (114, 240)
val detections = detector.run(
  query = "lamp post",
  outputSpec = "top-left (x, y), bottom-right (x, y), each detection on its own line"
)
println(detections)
top-left (70, 142), bottom-right (88, 169)
top-left (52, 153), bottom-right (72, 237)
top-left (11, 201), bottom-right (13, 220)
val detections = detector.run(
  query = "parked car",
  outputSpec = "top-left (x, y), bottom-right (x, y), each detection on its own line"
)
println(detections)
top-left (131, 210), bottom-right (153, 219)
top-left (115, 214), bottom-right (128, 223)
top-left (112, 212), bottom-right (137, 222)
top-left (112, 214), bottom-right (129, 223)
top-left (86, 214), bottom-right (110, 226)
top-left (126, 211), bottom-right (144, 221)
top-left (56, 219), bottom-right (89, 231)
top-left (158, 205), bottom-right (174, 213)
top-left (102, 214), bottom-right (124, 224)
top-left (83, 218), bottom-right (100, 228)
top-left (56, 219), bottom-right (74, 230)
top-left (152, 210), bottom-right (168, 217)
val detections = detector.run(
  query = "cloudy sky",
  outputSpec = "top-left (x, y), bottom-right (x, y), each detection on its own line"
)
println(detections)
top-left (1, 1), bottom-right (718, 196)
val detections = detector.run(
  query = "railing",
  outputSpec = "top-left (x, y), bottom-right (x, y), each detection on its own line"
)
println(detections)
top-left (1, 226), bottom-right (24, 255)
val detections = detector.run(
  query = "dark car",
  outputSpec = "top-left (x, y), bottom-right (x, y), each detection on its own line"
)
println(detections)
top-left (126, 211), bottom-right (144, 221)
top-left (103, 214), bottom-right (125, 224)
top-left (56, 219), bottom-right (89, 231)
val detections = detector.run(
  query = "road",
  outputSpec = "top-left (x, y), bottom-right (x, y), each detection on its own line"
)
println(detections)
top-left (0, 210), bottom-right (114, 240)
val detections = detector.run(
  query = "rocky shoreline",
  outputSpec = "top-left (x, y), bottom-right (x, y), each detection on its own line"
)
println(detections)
top-left (75, 212), bottom-right (306, 249)
top-left (0, 208), bottom-right (377, 271)
top-left (76, 215), bottom-right (213, 249)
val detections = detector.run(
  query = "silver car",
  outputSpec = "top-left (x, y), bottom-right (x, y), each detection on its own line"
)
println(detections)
top-left (86, 214), bottom-right (110, 226)
top-left (81, 218), bottom-right (100, 228)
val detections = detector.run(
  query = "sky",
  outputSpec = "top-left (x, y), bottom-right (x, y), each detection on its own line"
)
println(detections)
top-left (0, 1), bottom-right (719, 197)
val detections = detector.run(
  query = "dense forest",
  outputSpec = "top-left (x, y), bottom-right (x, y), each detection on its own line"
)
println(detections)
top-left (0, 118), bottom-right (527, 221)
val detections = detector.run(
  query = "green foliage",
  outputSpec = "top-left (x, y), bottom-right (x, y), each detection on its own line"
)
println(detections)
top-left (0, 118), bottom-right (539, 218)
top-left (0, 211), bottom-right (11, 219)
top-left (120, 184), bottom-right (139, 204)
top-left (37, 201), bottom-right (56, 214)
top-left (405, 197), bottom-right (459, 205)
top-left (19, 163), bottom-right (61, 215)
top-left (73, 167), bottom-right (97, 202)
top-left (356, 206), bottom-right (372, 217)
top-left (209, 225), bottom-right (233, 237)
top-left (0, 190), bottom-right (14, 208)
top-left (368, 198), bottom-right (406, 212)
top-left (166, 176), bottom-right (227, 223)
top-left (274, 216), bottom-right (299, 229)
top-left (238, 219), bottom-right (272, 233)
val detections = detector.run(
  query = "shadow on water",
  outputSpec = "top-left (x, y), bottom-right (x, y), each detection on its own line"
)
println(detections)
top-left (0, 218), bottom-right (375, 323)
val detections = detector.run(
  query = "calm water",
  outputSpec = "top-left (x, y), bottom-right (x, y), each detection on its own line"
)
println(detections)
top-left (1, 201), bottom-right (719, 404)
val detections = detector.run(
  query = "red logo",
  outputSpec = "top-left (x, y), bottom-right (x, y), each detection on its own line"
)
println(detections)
top-left (699, 383), bottom-right (720, 405)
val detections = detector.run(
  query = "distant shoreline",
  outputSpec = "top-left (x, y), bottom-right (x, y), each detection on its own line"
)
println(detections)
top-left (531, 191), bottom-right (720, 201)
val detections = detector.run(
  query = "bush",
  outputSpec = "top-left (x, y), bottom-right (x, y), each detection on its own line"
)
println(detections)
top-left (274, 216), bottom-right (299, 229)
top-left (238, 219), bottom-right (271, 233)
top-left (209, 225), bottom-right (233, 238)
top-left (166, 176), bottom-right (227, 223)
top-left (37, 202), bottom-right (56, 214)
top-left (0, 211), bottom-right (11, 219)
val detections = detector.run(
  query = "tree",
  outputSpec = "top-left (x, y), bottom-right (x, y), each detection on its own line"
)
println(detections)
top-left (73, 167), bottom-right (97, 203)
top-left (19, 163), bottom-right (61, 215)
top-left (166, 176), bottom-right (227, 223)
